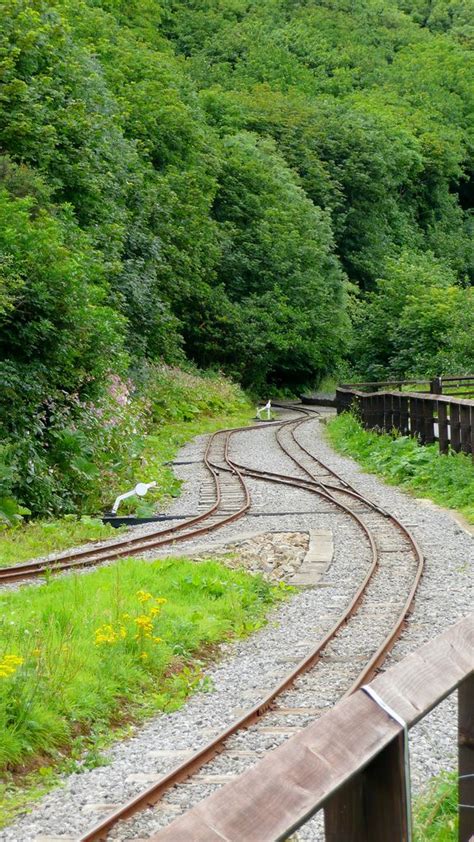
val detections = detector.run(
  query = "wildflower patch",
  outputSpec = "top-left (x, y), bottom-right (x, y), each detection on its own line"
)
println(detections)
top-left (0, 555), bottom-right (291, 806)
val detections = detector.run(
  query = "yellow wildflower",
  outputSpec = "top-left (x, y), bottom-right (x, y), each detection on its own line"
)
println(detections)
top-left (136, 590), bottom-right (152, 603)
top-left (0, 654), bottom-right (23, 678)
top-left (140, 652), bottom-right (148, 660)
top-left (95, 624), bottom-right (119, 645)
top-left (134, 615), bottom-right (153, 635)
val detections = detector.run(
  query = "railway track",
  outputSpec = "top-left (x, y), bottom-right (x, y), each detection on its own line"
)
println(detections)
top-left (75, 406), bottom-right (424, 842)
top-left (0, 428), bottom-right (251, 585)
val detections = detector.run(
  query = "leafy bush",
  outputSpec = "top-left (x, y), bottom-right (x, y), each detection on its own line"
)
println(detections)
top-left (133, 362), bottom-right (249, 423)
top-left (352, 251), bottom-right (474, 380)
top-left (0, 363), bottom-right (251, 521)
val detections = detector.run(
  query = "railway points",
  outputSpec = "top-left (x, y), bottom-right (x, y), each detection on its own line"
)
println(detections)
top-left (1, 406), bottom-right (471, 842)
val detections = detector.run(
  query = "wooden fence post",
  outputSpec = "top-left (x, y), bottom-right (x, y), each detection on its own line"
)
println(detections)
top-left (459, 672), bottom-right (474, 842)
top-left (325, 733), bottom-right (409, 842)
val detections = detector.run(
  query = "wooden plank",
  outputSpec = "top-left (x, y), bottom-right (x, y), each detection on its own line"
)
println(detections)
top-left (376, 393), bottom-right (384, 429)
top-left (471, 407), bottom-right (474, 465)
top-left (423, 398), bottom-right (436, 444)
top-left (459, 673), bottom-right (474, 842)
top-left (384, 393), bottom-right (393, 432)
top-left (451, 403), bottom-right (462, 452)
top-left (392, 394), bottom-right (401, 432)
top-left (410, 397), bottom-right (421, 441)
top-left (438, 400), bottom-right (449, 454)
top-left (149, 617), bottom-right (474, 842)
top-left (325, 733), bottom-right (409, 842)
top-left (400, 395), bottom-right (410, 435)
top-left (460, 404), bottom-right (472, 455)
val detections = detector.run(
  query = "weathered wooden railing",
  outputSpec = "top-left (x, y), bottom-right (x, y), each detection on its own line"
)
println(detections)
top-left (341, 375), bottom-right (474, 398)
top-left (151, 616), bottom-right (473, 842)
top-left (336, 387), bottom-right (474, 460)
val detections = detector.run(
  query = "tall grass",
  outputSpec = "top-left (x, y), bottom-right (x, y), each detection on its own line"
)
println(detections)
top-left (0, 557), bottom-right (289, 779)
top-left (326, 413), bottom-right (474, 523)
top-left (414, 772), bottom-right (457, 841)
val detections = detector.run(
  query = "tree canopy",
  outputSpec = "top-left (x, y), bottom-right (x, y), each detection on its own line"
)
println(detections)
top-left (0, 0), bottom-right (473, 513)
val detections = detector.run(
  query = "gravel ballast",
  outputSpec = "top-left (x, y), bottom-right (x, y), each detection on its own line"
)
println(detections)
top-left (0, 411), bottom-right (472, 842)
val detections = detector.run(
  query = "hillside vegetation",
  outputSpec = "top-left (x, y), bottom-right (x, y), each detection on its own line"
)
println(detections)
top-left (0, 0), bottom-right (473, 516)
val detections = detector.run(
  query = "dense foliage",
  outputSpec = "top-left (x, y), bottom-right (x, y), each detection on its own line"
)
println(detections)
top-left (0, 363), bottom-right (249, 520)
top-left (0, 0), bottom-right (473, 514)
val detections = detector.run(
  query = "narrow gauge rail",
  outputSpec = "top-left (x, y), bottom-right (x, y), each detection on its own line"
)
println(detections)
top-left (0, 428), bottom-right (251, 585)
top-left (78, 406), bottom-right (424, 842)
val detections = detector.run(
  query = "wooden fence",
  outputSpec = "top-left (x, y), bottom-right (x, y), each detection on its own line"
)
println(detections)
top-left (340, 374), bottom-right (474, 398)
top-left (336, 387), bottom-right (474, 460)
top-left (150, 615), bottom-right (474, 842)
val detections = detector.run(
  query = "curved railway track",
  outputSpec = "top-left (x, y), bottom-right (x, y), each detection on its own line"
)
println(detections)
top-left (0, 428), bottom-right (252, 585)
top-left (75, 405), bottom-right (424, 842)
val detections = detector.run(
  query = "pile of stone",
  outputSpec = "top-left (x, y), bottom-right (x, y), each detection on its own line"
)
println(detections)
top-left (192, 531), bottom-right (309, 582)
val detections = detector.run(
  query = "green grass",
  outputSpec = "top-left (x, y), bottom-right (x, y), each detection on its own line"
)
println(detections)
top-left (0, 516), bottom-right (126, 568)
top-left (0, 405), bottom-right (253, 568)
top-left (326, 413), bottom-right (474, 524)
top-left (0, 556), bottom-right (291, 824)
top-left (414, 771), bottom-right (457, 841)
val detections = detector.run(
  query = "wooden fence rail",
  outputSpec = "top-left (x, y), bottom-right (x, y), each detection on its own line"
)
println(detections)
top-left (150, 615), bottom-right (474, 842)
top-left (340, 375), bottom-right (474, 397)
top-left (336, 387), bottom-right (474, 461)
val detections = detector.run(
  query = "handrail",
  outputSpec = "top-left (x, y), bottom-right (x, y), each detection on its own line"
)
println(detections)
top-left (337, 386), bottom-right (474, 407)
top-left (340, 374), bottom-right (474, 395)
top-left (149, 615), bottom-right (474, 842)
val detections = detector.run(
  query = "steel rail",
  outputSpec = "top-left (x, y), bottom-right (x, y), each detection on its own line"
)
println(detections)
top-left (0, 427), bottom-right (254, 584)
top-left (78, 486), bottom-right (380, 841)
top-left (77, 407), bottom-right (424, 842)
top-left (231, 409), bottom-right (425, 690)
top-left (230, 464), bottom-right (424, 692)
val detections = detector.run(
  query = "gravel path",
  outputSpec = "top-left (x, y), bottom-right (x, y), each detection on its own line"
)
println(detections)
top-left (1, 412), bottom-right (472, 842)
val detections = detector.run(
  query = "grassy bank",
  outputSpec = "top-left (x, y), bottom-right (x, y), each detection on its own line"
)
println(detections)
top-left (326, 413), bottom-right (474, 524)
top-left (0, 556), bottom-right (290, 824)
top-left (0, 366), bottom-right (254, 566)
top-left (414, 772), bottom-right (457, 841)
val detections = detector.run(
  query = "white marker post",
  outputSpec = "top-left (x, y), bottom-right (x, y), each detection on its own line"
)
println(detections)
top-left (111, 481), bottom-right (157, 515)
top-left (256, 400), bottom-right (272, 420)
